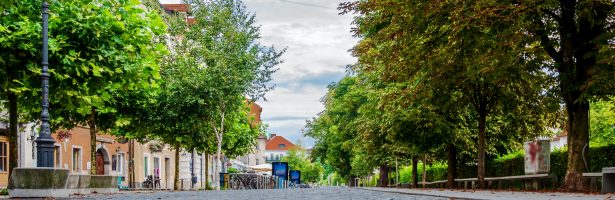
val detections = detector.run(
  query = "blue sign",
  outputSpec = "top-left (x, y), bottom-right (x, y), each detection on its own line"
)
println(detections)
top-left (272, 162), bottom-right (288, 180)
top-left (289, 170), bottom-right (301, 184)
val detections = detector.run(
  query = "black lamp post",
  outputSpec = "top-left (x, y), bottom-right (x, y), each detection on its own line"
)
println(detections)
top-left (35, 1), bottom-right (55, 168)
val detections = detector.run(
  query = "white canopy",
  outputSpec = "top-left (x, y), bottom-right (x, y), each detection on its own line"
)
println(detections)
top-left (248, 163), bottom-right (272, 173)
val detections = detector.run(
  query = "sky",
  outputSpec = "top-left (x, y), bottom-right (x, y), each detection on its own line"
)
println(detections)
top-left (159, 0), bottom-right (358, 147)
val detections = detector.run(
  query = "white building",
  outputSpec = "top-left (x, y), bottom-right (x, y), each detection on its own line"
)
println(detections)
top-left (264, 134), bottom-right (296, 163)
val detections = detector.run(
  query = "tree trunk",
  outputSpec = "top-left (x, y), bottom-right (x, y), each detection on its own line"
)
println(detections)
top-left (129, 139), bottom-right (134, 188)
top-left (215, 140), bottom-right (222, 190)
top-left (558, 0), bottom-right (590, 190)
top-left (422, 154), bottom-right (427, 188)
top-left (88, 107), bottom-right (97, 175)
top-left (395, 157), bottom-right (399, 187)
top-left (563, 101), bottom-right (590, 190)
top-left (8, 92), bottom-right (18, 176)
top-left (388, 166), bottom-right (391, 186)
top-left (477, 108), bottom-right (487, 189)
top-left (190, 148), bottom-right (195, 189)
top-left (378, 165), bottom-right (388, 187)
top-left (174, 144), bottom-right (180, 190)
top-left (205, 153), bottom-right (209, 190)
top-left (347, 175), bottom-right (357, 187)
top-left (411, 157), bottom-right (418, 188)
top-left (447, 143), bottom-right (457, 189)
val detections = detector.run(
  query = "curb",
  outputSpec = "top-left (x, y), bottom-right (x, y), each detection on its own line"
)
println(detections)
top-left (357, 187), bottom-right (486, 200)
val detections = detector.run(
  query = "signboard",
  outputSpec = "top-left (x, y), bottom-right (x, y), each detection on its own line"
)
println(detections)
top-left (289, 170), bottom-right (301, 184)
top-left (272, 162), bottom-right (289, 180)
top-left (524, 139), bottom-right (550, 174)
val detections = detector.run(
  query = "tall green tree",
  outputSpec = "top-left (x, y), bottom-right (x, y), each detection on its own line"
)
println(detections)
top-left (340, 0), bottom-right (559, 188)
top-left (1, 0), bottom-right (46, 176)
top-left (1, 0), bottom-right (166, 176)
top-left (42, 0), bottom-right (165, 175)
top-left (185, 0), bottom-right (283, 188)
top-left (529, 1), bottom-right (614, 189)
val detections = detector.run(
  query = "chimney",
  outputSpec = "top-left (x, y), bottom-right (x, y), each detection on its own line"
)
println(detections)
top-left (270, 134), bottom-right (276, 139)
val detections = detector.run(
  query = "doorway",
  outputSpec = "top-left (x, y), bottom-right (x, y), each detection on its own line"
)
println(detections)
top-left (95, 148), bottom-right (109, 175)
top-left (164, 158), bottom-right (170, 189)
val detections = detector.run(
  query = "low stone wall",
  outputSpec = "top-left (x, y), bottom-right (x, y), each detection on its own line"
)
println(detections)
top-left (67, 174), bottom-right (91, 195)
top-left (8, 167), bottom-right (70, 198)
top-left (9, 168), bottom-right (121, 198)
top-left (90, 175), bottom-right (119, 193)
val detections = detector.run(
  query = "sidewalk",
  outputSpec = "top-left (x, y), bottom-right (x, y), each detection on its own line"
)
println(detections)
top-left (360, 187), bottom-right (614, 200)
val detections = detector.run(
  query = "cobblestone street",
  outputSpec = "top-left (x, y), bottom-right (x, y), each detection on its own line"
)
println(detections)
top-left (69, 187), bottom-right (615, 200)
top-left (74, 187), bottom-right (444, 200)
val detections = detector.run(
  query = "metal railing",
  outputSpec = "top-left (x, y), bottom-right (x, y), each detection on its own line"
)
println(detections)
top-left (227, 173), bottom-right (277, 190)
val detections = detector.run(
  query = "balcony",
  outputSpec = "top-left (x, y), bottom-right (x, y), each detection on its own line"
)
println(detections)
top-left (265, 158), bottom-right (281, 163)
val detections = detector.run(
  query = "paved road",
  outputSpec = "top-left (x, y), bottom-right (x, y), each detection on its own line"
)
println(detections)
top-left (74, 187), bottom-right (445, 200)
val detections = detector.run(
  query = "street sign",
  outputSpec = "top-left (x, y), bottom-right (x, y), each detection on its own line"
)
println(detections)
top-left (272, 162), bottom-right (289, 180)
top-left (289, 170), bottom-right (301, 184)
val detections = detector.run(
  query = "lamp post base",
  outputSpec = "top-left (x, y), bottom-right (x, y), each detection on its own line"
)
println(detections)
top-left (36, 137), bottom-right (55, 167)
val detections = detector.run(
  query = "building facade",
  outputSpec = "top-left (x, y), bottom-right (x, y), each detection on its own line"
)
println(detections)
top-left (265, 134), bottom-right (296, 163)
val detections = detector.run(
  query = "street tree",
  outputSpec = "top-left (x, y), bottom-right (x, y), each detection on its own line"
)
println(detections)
top-left (341, 0), bottom-right (559, 188)
top-left (1, 0), bottom-right (166, 176)
top-left (185, 0), bottom-right (283, 188)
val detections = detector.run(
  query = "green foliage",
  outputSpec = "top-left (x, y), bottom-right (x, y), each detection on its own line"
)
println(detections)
top-left (399, 162), bottom-right (447, 184)
top-left (424, 144), bottom-right (615, 181)
top-left (281, 147), bottom-right (324, 183)
top-left (1, 0), bottom-right (166, 174)
top-left (227, 167), bottom-right (239, 174)
top-left (305, 76), bottom-right (363, 180)
top-left (321, 172), bottom-right (347, 186)
top-left (31, 0), bottom-right (164, 130)
top-left (590, 99), bottom-right (615, 145)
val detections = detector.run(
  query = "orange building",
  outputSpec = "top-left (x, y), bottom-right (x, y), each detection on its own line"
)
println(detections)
top-left (0, 121), bottom-right (9, 187)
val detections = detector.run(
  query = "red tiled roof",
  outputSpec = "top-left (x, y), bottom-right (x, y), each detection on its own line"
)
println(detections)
top-left (162, 4), bottom-right (189, 12)
top-left (266, 135), bottom-right (295, 151)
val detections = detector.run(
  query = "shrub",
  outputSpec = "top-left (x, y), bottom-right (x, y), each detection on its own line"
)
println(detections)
top-left (389, 144), bottom-right (615, 183)
top-left (227, 167), bottom-right (239, 173)
top-left (454, 144), bottom-right (615, 182)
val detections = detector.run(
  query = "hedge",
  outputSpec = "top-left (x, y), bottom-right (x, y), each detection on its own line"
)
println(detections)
top-left (400, 163), bottom-right (448, 183)
top-left (413, 144), bottom-right (615, 182)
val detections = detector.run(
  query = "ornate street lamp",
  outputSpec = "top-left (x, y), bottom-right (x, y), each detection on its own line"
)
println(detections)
top-left (35, 1), bottom-right (55, 167)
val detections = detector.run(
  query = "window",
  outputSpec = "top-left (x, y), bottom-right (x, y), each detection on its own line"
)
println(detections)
top-left (0, 142), bottom-right (7, 171)
top-left (278, 144), bottom-right (286, 148)
top-left (72, 148), bottom-right (81, 172)
top-left (54, 145), bottom-right (61, 168)
top-left (270, 153), bottom-right (273, 160)
top-left (144, 156), bottom-right (149, 177)
top-left (154, 157), bottom-right (160, 177)
top-left (112, 155), bottom-right (117, 171)
top-left (118, 153), bottom-right (124, 174)
top-left (256, 159), bottom-right (259, 165)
